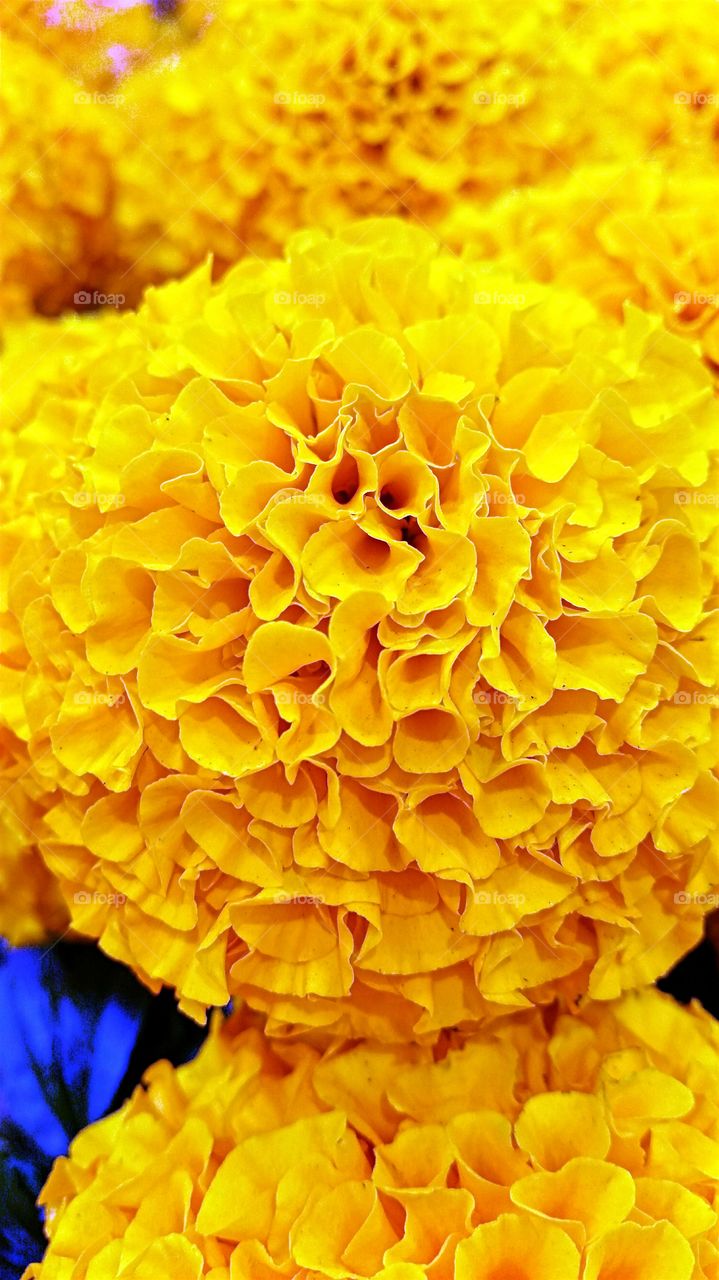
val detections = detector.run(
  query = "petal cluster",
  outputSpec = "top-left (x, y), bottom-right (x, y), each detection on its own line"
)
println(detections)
top-left (2, 221), bottom-right (718, 1036)
top-left (24, 989), bottom-right (719, 1279)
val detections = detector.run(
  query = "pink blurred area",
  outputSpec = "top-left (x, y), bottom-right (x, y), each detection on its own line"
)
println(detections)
top-left (44, 0), bottom-right (151, 27)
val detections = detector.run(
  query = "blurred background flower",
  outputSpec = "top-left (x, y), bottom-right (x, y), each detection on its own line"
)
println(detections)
top-left (450, 156), bottom-right (719, 383)
top-left (3, 0), bottom-right (719, 315)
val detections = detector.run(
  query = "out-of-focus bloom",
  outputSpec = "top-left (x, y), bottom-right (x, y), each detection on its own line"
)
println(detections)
top-left (564, 0), bottom-right (719, 156)
top-left (0, 38), bottom-right (124, 319)
top-left (4, 0), bottom-right (719, 314)
top-left (449, 157), bottom-right (719, 375)
top-left (2, 221), bottom-right (718, 1035)
top-left (24, 988), bottom-right (719, 1279)
top-left (0, 1), bottom-right (209, 318)
top-left (106, 0), bottom-right (593, 273)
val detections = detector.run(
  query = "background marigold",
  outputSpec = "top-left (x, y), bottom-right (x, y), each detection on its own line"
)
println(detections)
top-left (4, 0), bottom-right (719, 315)
top-left (447, 156), bottom-right (719, 380)
top-left (24, 988), bottom-right (719, 1278)
top-left (0, 0), bottom-right (211, 318)
top-left (2, 220), bottom-right (718, 1037)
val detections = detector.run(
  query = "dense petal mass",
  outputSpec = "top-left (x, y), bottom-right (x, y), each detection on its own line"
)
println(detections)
top-left (1, 221), bottom-right (718, 1034)
top-left (23, 989), bottom-right (719, 1278)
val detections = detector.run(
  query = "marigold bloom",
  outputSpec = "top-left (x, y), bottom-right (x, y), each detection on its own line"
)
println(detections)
top-left (24, 989), bottom-right (719, 1278)
top-left (4, 0), bottom-right (719, 313)
top-left (2, 221), bottom-right (718, 1032)
top-left (450, 157), bottom-right (719, 375)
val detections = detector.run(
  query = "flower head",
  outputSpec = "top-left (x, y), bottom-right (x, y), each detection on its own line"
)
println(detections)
top-left (24, 988), bottom-right (719, 1278)
top-left (2, 221), bottom-right (718, 1034)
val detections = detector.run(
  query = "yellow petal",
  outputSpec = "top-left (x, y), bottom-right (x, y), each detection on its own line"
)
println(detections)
top-left (514, 1094), bottom-right (611, 1171)
top-left (456, 1214), bottom-right (580, 1280)
top-left (583, 1221), bottom-right (694, 1280)
top-left (510, 1157), bottom-right (635, 1240)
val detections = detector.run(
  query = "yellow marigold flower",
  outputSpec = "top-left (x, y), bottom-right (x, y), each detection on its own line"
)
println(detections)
top-left (2, 220), bottom-right (718, 1031)
top-left (4, 0), bottom-right (719, 313)
top-left (450, 157), bottom-right (719, 375)
top-left (24, 989), bottom-right (719, 1279)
